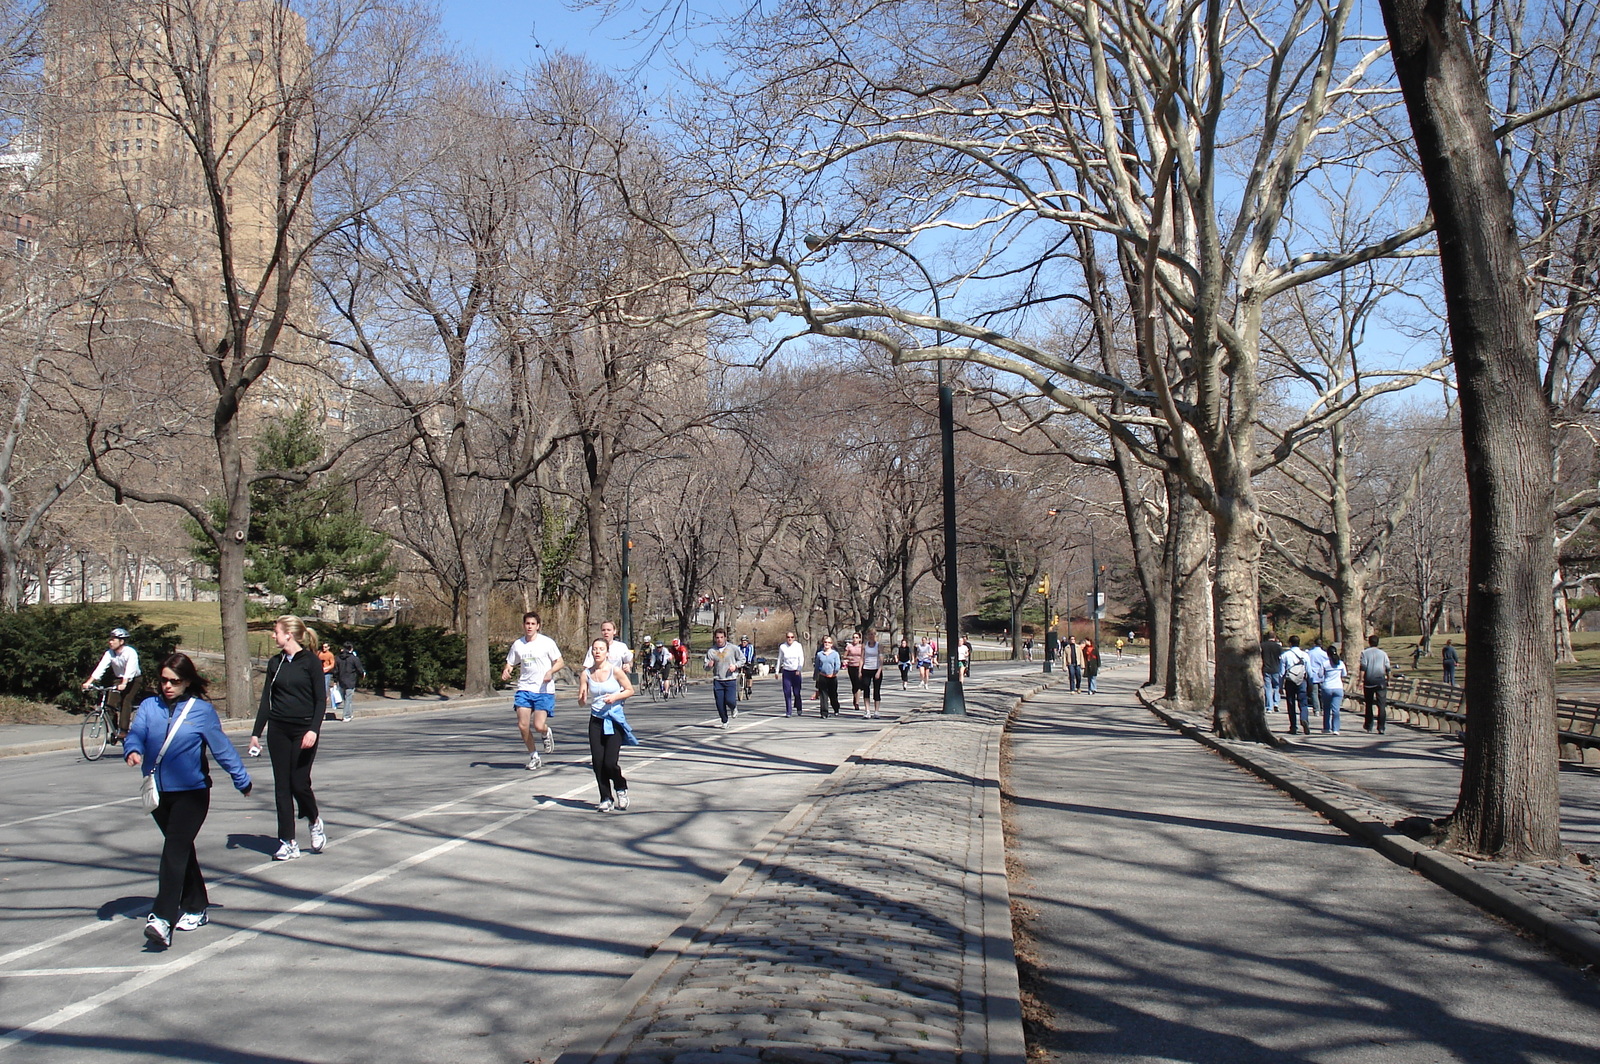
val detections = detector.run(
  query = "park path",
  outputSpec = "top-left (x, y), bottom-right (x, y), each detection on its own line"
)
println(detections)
top-left (1005, 672), bottom-right (1600, 1063)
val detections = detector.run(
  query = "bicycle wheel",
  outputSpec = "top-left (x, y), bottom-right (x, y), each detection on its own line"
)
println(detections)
top-left (81, 710), bottom-right (109, 761)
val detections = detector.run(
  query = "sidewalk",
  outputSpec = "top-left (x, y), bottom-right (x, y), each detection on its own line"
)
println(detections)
top-left (1008, 675), bottom-right (1600, 1063)
top-left (1138, 686), bottom-right (1600, 966)
top-left (552, 670), bottom-right (1056, 1064)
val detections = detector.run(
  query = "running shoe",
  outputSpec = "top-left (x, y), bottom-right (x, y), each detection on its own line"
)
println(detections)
top-left (597, 799), bottom-right (614, 812)
top-left (175, 910), bottom-right (208, 932)
top-left (273, 839), bottom-right (302, 861)
top-left (309, 817), bottom-right (326, 854)
top-left (527, 753), bottom-right (542, 771)
top-left (615, 790), bottom-right (629, 810)
top-left (144, 914), bottom-right (172, 948)
top-left (542, 729), bottom-right (556, 754)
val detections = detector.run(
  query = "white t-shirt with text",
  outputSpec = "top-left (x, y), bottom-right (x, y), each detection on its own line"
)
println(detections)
top-left (507, 634), bottom-right (563, 694)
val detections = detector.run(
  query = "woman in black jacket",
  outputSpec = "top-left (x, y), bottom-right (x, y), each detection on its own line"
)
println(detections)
top-left (249, 615), bottom-right (326, 861)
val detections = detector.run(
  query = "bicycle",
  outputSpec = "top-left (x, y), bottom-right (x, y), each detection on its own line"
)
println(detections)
top-left (80, 684), bottom-right (114, 761)
top-left (740, 663), bottom-right (756, 701)
top-left (642, 667), bottom-right (664, 702)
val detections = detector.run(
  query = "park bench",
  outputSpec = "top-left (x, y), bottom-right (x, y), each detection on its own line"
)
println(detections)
top-left (1556, 700), bottom-right (1600, 765)
top-left (1385, 675), bottom-right (1466, 734)
top-left (1384, 676), bottom-right (1600, 764)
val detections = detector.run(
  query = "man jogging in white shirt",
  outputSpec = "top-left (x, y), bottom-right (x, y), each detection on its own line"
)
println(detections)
top-left (501, 612), bottom-right (565, 770)
top-left (775, 631), bottom-right (806, 716)
top-left (583, 620), bottom-right (634, 672)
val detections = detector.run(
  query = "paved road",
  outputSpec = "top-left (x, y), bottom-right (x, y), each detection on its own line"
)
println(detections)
top-left (1005, 672), bottom-right (1600, 1063)
top-left (0, 679), bottom-right (920, 1064)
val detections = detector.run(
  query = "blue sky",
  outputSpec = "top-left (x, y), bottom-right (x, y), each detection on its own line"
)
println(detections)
top-left (436, 1), bottom-right (690, 77)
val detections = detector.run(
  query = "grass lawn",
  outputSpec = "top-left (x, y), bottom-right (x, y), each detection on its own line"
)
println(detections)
top-left (128, 601), bottom-right (280, 658)
top-left (1376, 631), bottom-right (1600, 688)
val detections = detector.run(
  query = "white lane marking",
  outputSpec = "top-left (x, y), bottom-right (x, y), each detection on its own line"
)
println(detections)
top-left (0, 796), bottom-right (140, 831)
top-left (0, 965), bottom-right (156, 978)
top-left (0, 717), bottom-right (765, 984)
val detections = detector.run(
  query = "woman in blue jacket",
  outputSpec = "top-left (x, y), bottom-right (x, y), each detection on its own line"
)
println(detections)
top-left (125, 653), bottom-right (252, 948)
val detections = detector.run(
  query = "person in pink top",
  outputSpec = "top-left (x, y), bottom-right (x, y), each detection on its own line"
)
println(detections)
top-left (843, 633), bottom-right (866, 712)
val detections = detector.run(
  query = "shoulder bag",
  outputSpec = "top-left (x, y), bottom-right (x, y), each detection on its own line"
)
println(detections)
top-left (140, 698), bottom-right (196, 812)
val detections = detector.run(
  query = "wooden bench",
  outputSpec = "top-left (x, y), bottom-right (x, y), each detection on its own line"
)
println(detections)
top-left (1385, 675), bottom-right (1466, 733)
top-left (1556, 700), bottom-right (1600, 765)
top-left (1384, 678), bottom-right (1600, 764)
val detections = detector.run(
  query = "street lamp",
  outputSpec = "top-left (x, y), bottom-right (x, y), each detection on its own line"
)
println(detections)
top-left (1315, 595), bottom-right (1326, 645)
top-left (805, 232), bottom-right (965, 715)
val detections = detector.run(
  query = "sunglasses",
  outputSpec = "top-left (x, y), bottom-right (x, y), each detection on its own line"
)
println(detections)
top-left (158, 675), bottom-right (184, 685)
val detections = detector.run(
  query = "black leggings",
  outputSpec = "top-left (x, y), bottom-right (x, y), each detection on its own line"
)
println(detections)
top-left (861, 668), bottom-right (883, 701)
top-left (816, 675), bottom-right (841, 715)
top-left (588, 715), bottom-right (627, 801)
top-left (266, 722), bottom-right (320, 841)
top-left (150, 787), bottom-right (210, 922)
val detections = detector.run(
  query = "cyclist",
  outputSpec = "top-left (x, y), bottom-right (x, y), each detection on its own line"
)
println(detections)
top-left (737, 635), bottom-right (756, 699)
top-left (669, 638), bottom-right (689, 692)
top-left (83, 627), bottom-right (142, 743)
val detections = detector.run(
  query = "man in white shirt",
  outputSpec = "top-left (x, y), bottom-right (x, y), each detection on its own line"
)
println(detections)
top-left (775, 630), bottom-right (807, 716)
top-left (583, 620), bottom-right (634, 672)
top-left (83, 626), bottom-right (142, 741)
top-left (500, 612), bottom-right (565, 770)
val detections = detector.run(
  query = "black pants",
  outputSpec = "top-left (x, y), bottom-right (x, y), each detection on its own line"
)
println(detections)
top-left (897, 662), bottom-right (911, 685)
top-left (1364, 684), bottom-right (1388, 731)
top-left (862, 668), bottom-right (883, 701)
top-left (588, 715), bottom-right (628, 801)
top-left (150, 787), bottom-right (210, 923)
top-left (266, 722), bottom-right (320, 841)
top-left (817, 675), bottom-right (841, 716)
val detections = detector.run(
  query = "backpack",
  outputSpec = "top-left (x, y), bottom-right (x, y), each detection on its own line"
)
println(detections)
top-left (1285, 650), bottom-right (1307, 686)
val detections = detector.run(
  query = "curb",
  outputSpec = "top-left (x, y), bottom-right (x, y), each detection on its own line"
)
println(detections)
top-left (1136, 687), bottom-right (1600, 970)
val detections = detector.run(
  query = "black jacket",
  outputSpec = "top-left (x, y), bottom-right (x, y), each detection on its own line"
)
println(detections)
top-left (253, 649), bottom-right (326, 734)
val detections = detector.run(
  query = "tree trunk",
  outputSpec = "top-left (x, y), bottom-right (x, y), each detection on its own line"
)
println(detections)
top-left (1379, 0), bottom-right (1561, 859)
top-left (461, 574), bottom-right (493, 697)
top-left (1170, 484), bottom-right (1213, 707)
top-left (1210, 493), bottom-right (1273, 741)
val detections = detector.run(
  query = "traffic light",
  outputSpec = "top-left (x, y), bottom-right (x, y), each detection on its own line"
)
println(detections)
top-left (1037, 574), bottom-right (1050, 596)
top-left (628, 582), bottom-right (638, 604)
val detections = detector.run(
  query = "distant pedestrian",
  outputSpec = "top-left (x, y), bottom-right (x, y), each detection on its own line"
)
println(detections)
top-left (915, 636), bottom-right (935, 688)
top-left (125, 653), bottom-right (252, 948)
top-left (814, 636), bottom-right (842, 718)
top-left (500, 612), bottom-right (564, 771)
top-left (1441, 640), bottom-right (1459, 687)
top-left (896, 637), bottom-right (913, 689)
top-left (249, 615), bottom-right (327, 862)
top-left (1115, 637), bottom-right (1125, 658)
top-left (860, 628), bottom-right (885, 717)
top-left (333, 643), bottom-right (364, 723)
top-left (317, 642), bottom-right (337, 716)
top-left (776, 631), bottom-right (806, 716)
top-left (1359, 635), bottom-right (1391, 734)
top-left (1023, 635), bottom-right (1034, 662)
top-left (1083, 639), bottom-right (1101, 693)
top-left (959, 636), bottom-right (972, 679)
top-left (704, 628), bottom-right (742, 728)
top-left (1320, 647), bottom-right (1348, 734)
top-left (1306, 639), bottom-right (1331, 718)
top-left (1280, 636), bottom-right (1310, 736)
top-left (843, 633), bottom-right (865, 712)
top-left (579, 637), bottom-right (637, 812)
top-left (1065, 637), bottom-right (1083, 692)
top-left (1260, 632), bottom-right (1284, 714)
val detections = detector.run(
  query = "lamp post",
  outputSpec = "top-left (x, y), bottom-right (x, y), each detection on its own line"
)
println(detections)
top-left (1090, 524), bottom-right (1102, 649)
top-left (1315, 595), bottom-right (1327, 646)
top-left (805, 232), bottom-right (964, 714)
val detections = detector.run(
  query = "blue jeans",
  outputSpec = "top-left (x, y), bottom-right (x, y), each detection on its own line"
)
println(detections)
top-left (1087, 673), bottom-right (1098, 693)
top-left (1322, 687), bottom-right (1344, 733)
top-left (1068, 664), bottom-right (1082, 691)
top-left (713, 678), bottom-right (738, 723)
top-left (1263, 672), bottom-right (1281, 713)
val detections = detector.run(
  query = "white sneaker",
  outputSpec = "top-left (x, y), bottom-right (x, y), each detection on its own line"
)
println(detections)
top-left (309, 818), bottom-right (326, 853)
top-left (596, 799), bottom-right (614, 812)
top-left (175, 910), bottom-right (208, 932)
top-left (144, 914), bottom-right (172, 948)
top-left (615, 789), bottom-right (629, 810)
top-left (273, 839), bottom-right (301, 861)
top-left (542, 729), bottom-right (556, 753)
top-left (527, 753), bottom-right (542, 771)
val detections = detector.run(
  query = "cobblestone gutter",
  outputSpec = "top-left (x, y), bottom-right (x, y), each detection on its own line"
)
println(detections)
top-left (552, 677), bottom-right (1058, 1064)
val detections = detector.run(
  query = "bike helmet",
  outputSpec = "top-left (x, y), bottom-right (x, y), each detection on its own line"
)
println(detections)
top-left (109, 627), bottom-right (129, 640)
